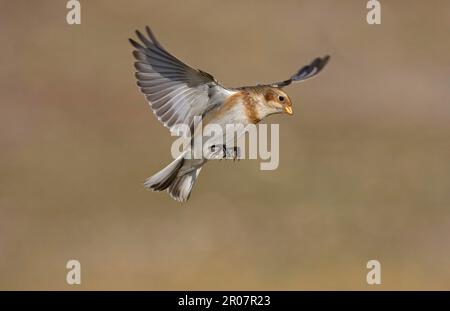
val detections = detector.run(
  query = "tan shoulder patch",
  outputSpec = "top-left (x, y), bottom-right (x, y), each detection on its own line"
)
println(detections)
top-left (243, 92), bottom-right (260, 124)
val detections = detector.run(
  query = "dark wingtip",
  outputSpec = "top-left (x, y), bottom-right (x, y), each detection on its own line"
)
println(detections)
top-left (129, 38), bottom-right (138, 47)
top-left (145, 26), bottom-right (163, 48)
top-left (135, 29), bottom-right (142, 38)
top-left (129, 37), bottom-right (145, 51)
top-left (317, 55), bottom-right (330, 71)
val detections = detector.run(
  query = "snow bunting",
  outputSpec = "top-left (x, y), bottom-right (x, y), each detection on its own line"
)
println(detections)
top-left (129, 26), bottom-right (329, 202)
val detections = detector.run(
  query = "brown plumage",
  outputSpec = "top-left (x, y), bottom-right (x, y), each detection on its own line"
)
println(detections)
top-left (243, 91), bottom-right (260, 124)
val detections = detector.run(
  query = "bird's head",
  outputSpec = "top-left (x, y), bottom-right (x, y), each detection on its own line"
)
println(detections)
top-left (248, 54), bottom-right (330, 121)
top-left (261, 87), bottom-right (293, 116)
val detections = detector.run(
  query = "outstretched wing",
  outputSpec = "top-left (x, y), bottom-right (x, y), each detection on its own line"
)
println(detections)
top-left (129, 26), bottom-right (231, 132)
top-left (267, 55), bottom-right (330, 88)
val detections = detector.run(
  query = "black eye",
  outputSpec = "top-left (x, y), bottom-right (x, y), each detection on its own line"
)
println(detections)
top-left (278, 96), bottom-right (285, 102)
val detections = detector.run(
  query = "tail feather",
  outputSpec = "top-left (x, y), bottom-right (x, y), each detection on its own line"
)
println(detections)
top-left (144, 154), bottom-right (184, 191)
top-left (168, 168), bottom-right (202, 202)
top-left (144, 153), bottom-right (202, 202)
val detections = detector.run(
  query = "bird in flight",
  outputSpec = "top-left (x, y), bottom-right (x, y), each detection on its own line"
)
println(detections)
top-left (129, 26), bottom-right (330, 202)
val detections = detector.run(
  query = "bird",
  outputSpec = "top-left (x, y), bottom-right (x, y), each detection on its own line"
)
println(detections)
top-left (129, 26), bottom-right (330, 202)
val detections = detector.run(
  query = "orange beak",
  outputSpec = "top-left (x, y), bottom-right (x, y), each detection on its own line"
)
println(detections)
top-left (284, 105), bottom-right (293, 115)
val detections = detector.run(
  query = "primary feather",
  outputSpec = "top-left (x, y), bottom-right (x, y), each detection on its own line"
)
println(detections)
top-left (129, 26), bottom-right (233, 133)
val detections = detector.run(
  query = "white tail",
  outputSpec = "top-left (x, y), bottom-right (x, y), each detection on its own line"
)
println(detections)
top-left (168, 167), bottom-right (202, 202)
top-left (144, 152), bottom-right (202, 202)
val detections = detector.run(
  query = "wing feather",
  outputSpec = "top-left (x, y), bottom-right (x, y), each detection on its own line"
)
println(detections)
top-left (130, 26), bottom-right (232, 132)
top-left (235, 55), bottom-right (330, 89)
top-left (272, 55), bottom-right (330, 87)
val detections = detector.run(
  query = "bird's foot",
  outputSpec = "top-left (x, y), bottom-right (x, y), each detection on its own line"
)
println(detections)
top-left (224, 146), bottom-right (240, 161)
top-left (210, 145), bottom-right (240, 161)
top-left (231, 146), bottom-right (240, 161)
top-left (210, 144), bottom-right (226, 160)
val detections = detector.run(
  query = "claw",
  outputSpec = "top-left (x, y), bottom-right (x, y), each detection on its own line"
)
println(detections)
top-left (233, 146), bottom-right (240, 161)
top-left (210, 145), bottom-right (241, 160)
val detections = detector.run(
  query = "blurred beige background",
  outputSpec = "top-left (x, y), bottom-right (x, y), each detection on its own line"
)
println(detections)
top-left (1, 0), bottom-right (449, 290)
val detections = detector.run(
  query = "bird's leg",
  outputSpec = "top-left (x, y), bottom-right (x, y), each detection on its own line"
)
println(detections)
top-left (224, 145), bottom-right (240, 160)
top-left (222, 145), bottom-right (228, 159)
top-left (232, 146), bottom-right (241, 161)
top-left (209, 144), bottom-right (227, 160)
top-left (210, 145), bottom-right (240, 160)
